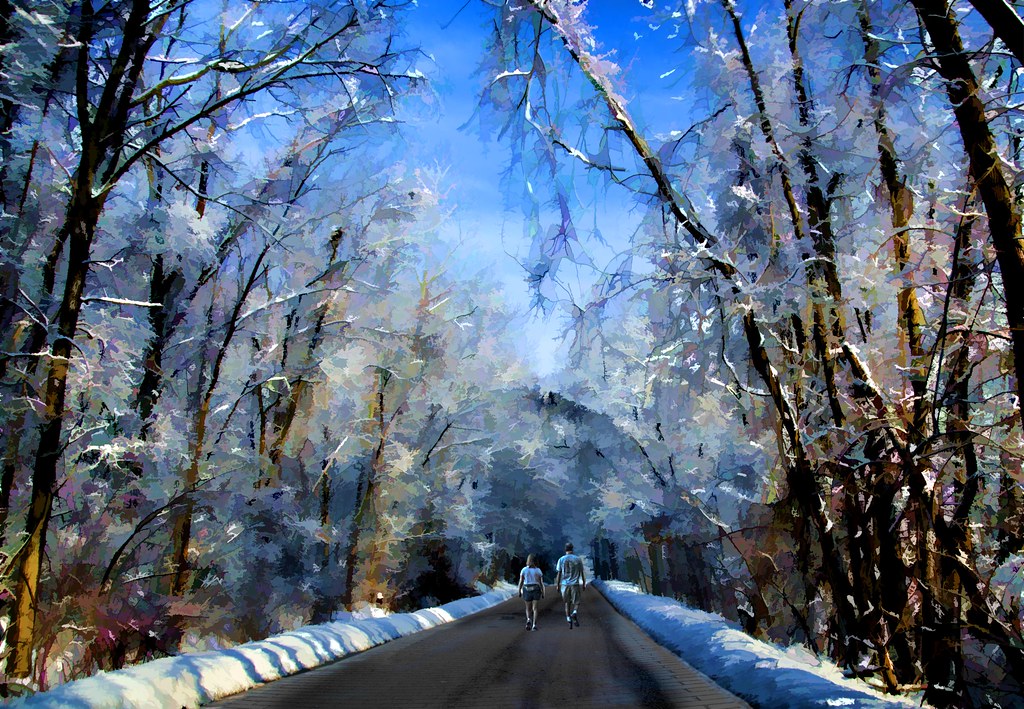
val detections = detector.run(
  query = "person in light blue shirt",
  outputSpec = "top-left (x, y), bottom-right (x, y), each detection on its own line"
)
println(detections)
top-left (555, 542), bottom-right (586, 629)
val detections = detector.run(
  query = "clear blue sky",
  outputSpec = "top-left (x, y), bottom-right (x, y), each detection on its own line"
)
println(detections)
top-left (399, 0), bottom-right (690, 377)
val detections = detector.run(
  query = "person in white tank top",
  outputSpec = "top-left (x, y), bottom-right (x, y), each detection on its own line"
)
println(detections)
top-left (517, 554), bottom-right (545, 630)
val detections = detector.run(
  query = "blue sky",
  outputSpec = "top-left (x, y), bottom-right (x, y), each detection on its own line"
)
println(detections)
top-left (400, 0), bottom-right (686, 377)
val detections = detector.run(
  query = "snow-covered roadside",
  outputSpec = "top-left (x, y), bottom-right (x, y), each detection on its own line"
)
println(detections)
top-left (7, 583), bottom-right (517, 708)
top-left (594, 580), bottom-right (920, 708)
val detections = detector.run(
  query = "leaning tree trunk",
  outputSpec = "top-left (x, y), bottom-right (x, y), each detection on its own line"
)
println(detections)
top-left (726, 0), bottom-right (875, 661)
top-left (965, 0), bottom-right (1024, 65)
top-left (911, 0), bottom-right (1024, 417)
top-left (782, 0), bottom-right (849, 429)
top-left (721, 0), bottom-right (845, 432)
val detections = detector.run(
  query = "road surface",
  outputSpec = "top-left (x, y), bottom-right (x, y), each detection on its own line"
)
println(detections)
top-left (207, 586), bottom-right (750, 708)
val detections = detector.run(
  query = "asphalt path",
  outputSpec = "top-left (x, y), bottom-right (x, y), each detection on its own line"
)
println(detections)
top-left (207, 586), bottom-right (750, 708)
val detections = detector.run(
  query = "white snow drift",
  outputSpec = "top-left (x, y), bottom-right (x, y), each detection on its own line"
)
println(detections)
top-left (7, 583), bottom-right (517, 708)
top-left (595, 579), bottom-right (920, 708)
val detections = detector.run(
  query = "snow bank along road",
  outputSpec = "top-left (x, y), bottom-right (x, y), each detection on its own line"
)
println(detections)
top-left (8, 580), bottom-right (909, 707)
top-left (207, 587), bottom-right (750, 708)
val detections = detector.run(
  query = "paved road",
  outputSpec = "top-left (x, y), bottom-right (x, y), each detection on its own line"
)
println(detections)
top-left (207, 586), bottom-right (750, 708)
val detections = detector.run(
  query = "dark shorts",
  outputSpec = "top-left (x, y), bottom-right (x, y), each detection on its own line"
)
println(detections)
top-left (523, 584), bottom-right (542, 602)
top-left (561, 584), bottom-right (581, 605)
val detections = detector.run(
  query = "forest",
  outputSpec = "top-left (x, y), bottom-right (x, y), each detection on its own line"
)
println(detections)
top-left (0, 0), bottom-right (1022, 706)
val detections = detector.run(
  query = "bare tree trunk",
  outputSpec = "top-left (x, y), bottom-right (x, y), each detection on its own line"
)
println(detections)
top-left (912, 0), bottom-right (1024, 415)
top-left (6, 197), bottom-right (99, 677)
top-left (341, 460), bottom-right (369, 610)
top-left (782, 0), bottom-right (850, 431)
top-left (641, 519), bottom-right (667, 597)
top-left (743, 312), bottom-right (862, 658)
top-left (134, 254), bottom-right (184, 434)
top-left (5, 0), bottom-right (160, 675)
top-left (722, 0), bottom-right (871, 659)
top-left (720, 0), bottom-right (805, 246)
top-left (342, 368), bottom-right (390, 608)
top-left (132, 6), bottom-right (202, 441)
top-left (855, 2), bottom-right (932, 685)
top-left (0, 418), bottom-right (21, 545)
top-left (916, 201), bottom-right (983, 706)
top-left (0, 32), bottom-right (79, 546)
top-left (169, 245), bottom-right (269, 596)
top-left (721, 0), bottom-right (845, 432)
top-left (309, 430), bottom-right (334, 622)
top-left (265, 230), bottom-right (347, 488)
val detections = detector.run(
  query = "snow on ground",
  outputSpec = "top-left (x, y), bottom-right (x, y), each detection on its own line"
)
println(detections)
top-left (8, 578), bottom-right (926, 708)
top-left (7, 582), bottom-right (517, 708)
top-left (594, 580), bottom-right (920, 708)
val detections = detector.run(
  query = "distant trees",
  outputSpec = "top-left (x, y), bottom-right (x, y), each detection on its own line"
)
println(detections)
top-left (479, 0), bottom-right (1024, 703)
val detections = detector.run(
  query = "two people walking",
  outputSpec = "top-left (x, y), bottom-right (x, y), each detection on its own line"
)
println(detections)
top-left (516, 542), bottom-right (587, 631)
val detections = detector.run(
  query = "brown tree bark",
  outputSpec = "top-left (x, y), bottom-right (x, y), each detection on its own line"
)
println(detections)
top-left (169, 243), bottom-right (269, 596)
top-left (854, 2), bottom-right (935, 686)
top-left (5, 0), bottom-right (163, 677)
top-left (342, 367), bottom-right (391, 608)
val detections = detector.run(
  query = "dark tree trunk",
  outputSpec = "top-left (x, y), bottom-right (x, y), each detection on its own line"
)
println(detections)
top-left (912, 0), bottom-right (1024, 416)
top-left (6, 196), bottom-right (99, 677)
top-left (134, 254), bottom-right (184, 434)
top-left (6, 0), bottom-right (163, 672)
top-left (966, 0), bottom-right (1024, 65)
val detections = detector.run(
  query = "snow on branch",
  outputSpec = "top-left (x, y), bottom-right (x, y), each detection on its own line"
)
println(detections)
top-left (82, 296), bottom-right (162, 308)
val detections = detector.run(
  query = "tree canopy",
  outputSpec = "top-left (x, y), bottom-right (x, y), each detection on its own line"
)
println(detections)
top-left (0, 0), bottom-right (1022, 705)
